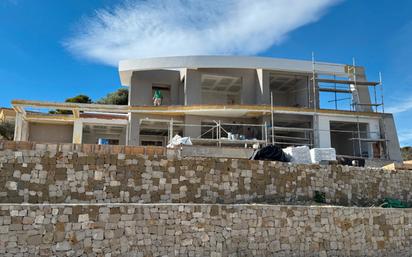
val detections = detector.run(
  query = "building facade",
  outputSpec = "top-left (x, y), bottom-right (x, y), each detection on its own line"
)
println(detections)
top-left (11, 56), bottom-right (402, 161)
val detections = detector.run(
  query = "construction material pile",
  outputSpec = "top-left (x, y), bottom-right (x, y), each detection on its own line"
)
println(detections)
top-left (250, 144), bottom-right (336, 164)
top-left (309, 148), bottom-right (336, 164)
top-left (283, 146), bottom-right (311, 164)
top-left (282, 146), bottom-right (336, 164)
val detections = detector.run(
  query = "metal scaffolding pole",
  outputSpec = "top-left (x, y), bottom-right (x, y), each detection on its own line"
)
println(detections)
top-left (270, 91), bottom-right (275, 144)
top-left (312, 52), bottom-right (317, 111)
top-left (334, 74), bottom-right (338, 110)
top-left (218, 120), bottom-right (221, 147)
top-left (169, 118), bottom-right (174, 143)
top-left (352, 57), bottom-right (363, 157)
top-left (312, 52), bottom-right (319, 148)
top-left (379, 72), bottom-right (385, 113)
top-left (379, 71), bottom-right (389, 159)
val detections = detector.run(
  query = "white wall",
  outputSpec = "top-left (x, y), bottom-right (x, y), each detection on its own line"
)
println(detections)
top-left (129, 70), bottom-right (181, 106)
top-left (316, 114), bottom-right (381, 157)
top-left (29, 123), bottom-right (73, 143)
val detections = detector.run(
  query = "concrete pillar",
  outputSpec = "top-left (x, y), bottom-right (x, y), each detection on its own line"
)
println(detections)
top-left (14, 113), bottom-right (29, 141)
top-left (382, 114), bottom-right (402, 161)
top-left (72, 120), bottom-right (83, 144)
top-left (315, 115), bottom-right (331, 148)
top-left (240, 70), bottom-right (257, 105)
top-left (124, 123), bottom-right (129, 146)
top-left (256, 69), bottom-right (270, 104)
top-left (184, 69), bottom-right (202, 105)
top-left (14, 113), bottom-right (22, 141)
top-left (184, 115), bottom-right (202, 138)
top-left (128, 113), bottom-right (141, 146)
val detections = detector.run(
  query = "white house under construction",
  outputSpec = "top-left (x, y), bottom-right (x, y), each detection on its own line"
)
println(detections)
top-left (11, 56), bottom-right (402, 161)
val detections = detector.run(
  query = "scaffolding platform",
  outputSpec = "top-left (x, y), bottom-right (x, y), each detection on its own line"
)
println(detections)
top-left (319, 88), bottom-right (352, 94)
top-left (316, 78), bottom-right (380, 86)
top-left (348, 138), bottom-right (388, 142)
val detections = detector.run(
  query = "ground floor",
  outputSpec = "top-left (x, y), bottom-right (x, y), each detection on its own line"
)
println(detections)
top-left (11, 100), bottom-right (402, 161)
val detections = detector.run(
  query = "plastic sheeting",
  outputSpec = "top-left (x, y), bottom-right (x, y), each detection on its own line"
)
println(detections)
top-left (167, 135), bottom-right (192, 148)
top-left (250, 145), bottom-right (290, 162)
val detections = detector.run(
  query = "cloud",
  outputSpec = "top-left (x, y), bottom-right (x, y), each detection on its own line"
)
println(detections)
top-left (386, 96), bottom-right (412, 114)
top-left (65, 0), bottom-right (340, 66)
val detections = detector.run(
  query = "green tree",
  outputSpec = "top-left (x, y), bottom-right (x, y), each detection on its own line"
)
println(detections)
top-left (50, 94), bottom-right (93, 114)
top-left (0, 121), bottom-right (14, 140)
top-left (97, 88), bottom-right (128, 105)
top-left (65, 95), bottom-right (92, 104)
top-left (401, 147), bottom-right (412, 161)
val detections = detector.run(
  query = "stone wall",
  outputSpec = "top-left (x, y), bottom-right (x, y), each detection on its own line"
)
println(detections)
top-left (1, 150), bottom-right (412, 206)
top-left (0, 203), bottom-right (410, 257)
top-left (0, 140), bottom-right (165, 156)
top-left (1, 145), bottom-right (412, 256)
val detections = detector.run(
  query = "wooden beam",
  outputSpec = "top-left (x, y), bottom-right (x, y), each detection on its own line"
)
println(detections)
top-left (12, 100), bottom-right (383, 117)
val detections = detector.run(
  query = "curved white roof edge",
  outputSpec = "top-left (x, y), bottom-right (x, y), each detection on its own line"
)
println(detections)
top-left (118, 55), bottom-right (348, 86)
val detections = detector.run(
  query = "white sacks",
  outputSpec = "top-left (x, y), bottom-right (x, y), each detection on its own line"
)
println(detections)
top-left (167, 135), bottom-right (193, 148)
top-left (310, 148), bottom-right (336, 163)
top-left (283, 146), bottom-right (311, 164)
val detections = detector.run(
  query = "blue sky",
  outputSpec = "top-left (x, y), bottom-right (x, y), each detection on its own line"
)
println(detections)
top-left (0, 0), bottom-right (412, 146)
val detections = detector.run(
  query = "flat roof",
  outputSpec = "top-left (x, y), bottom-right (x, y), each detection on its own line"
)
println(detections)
top-left (118, 55), bottom-right (348, 86)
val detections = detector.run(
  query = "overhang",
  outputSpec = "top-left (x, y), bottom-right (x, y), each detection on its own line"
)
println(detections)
top-left (118, 56), bottom-right (348, 86)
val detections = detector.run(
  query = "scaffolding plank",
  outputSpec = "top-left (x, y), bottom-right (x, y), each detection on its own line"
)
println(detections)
top-left (319, 87), bottom-right (352, 93)
top-left (354, 103), bottom-right (382, 106)
top-left (274, 141), bottom-right (313, 146)
top-left (348, 138), bottom-right (388, 142)
top-left (191, 138), bottom-right (266, 144)
top-left (272, 126), bottom-right (313, 132)
top-left (316, 78), bottom-right (379, 86)
top-left (272, 135), bottom-right (311, 141)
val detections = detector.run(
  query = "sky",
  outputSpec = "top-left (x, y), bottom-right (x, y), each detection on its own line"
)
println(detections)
top-left (0, 0), bottom-right (412, 146)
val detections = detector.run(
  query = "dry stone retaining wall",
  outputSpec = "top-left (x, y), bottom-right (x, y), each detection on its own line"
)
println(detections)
top-left (0, 203), bottom-right (411, 257)
top-left (1, 150), bottom-right (412, 206)
top-left (0, 140), bottom-right (165, 156)
top-left (1, 146), bottom-right (412, 257)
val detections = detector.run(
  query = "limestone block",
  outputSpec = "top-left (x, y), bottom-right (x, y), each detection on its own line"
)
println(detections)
top-left (6, 181), bottom-right (17, 191)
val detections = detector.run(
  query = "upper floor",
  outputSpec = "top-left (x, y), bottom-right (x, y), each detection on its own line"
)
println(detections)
top-left (119, 56), bottom-right (381, 112)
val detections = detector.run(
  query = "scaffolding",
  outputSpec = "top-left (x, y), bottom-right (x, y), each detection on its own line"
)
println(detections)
top-left (168, 120), bottom-right (268, 147)
top-left (153, 54), bottom-right (391, 159)
top-left (314, 57), bottom-right (384, 113)
top-left (310, 54), bottom-right (388, 159)
top-left (142, 113), bottom-right (385, 158)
